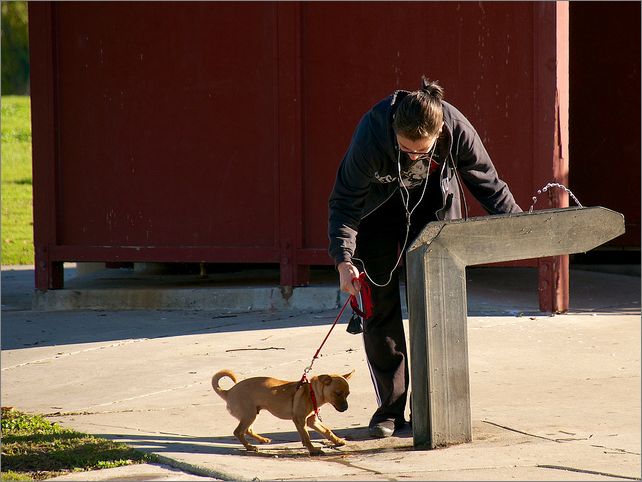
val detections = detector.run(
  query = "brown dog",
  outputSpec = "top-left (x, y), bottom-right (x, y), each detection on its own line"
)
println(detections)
top-left (212, 369), bottom-right (353, 455)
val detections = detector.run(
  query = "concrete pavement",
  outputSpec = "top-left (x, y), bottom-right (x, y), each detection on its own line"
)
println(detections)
top-left (1, 265), bottom-right (640, 481)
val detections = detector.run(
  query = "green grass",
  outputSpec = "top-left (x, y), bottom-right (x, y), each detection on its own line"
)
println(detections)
top-left (1, 407), bottom-right (155, 481)
top-left (1, 95), bottom-right (34, 265)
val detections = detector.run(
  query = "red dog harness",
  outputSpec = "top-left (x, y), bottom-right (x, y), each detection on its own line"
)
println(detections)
top-left (299, 373), bottom-right (320, 420)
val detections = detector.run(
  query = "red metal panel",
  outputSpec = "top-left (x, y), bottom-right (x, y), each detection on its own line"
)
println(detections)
top-left (569, 2), bottom-right (641, 247)
top-left (301, 1), bottom-right (536, 252)
top-left (53, 2), bottom-right (279, 248)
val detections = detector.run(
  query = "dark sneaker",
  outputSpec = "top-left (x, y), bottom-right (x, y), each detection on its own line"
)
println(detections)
top-left (368, 419), bottom-right (395, 438)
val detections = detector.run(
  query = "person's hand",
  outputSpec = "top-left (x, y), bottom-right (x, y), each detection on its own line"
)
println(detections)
top-left (338, 261), bottom-right (361, 296)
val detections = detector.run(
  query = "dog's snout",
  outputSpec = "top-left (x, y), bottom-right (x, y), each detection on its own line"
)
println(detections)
top-left (335, 401), bottom-right (348, 412)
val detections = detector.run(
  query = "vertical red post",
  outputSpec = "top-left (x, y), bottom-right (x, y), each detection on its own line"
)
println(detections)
top-left (277, 2), bottom-right (309, 287)
top-left (554, 3), bottom-right (570, 313)
top-left (532, 2), bottom-right (570, 312)
top-left (28, 2), bottom-right (64, 290)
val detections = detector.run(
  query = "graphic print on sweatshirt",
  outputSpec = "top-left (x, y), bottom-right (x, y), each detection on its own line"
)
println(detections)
top-left (400, 157), bottom-right (439, 189)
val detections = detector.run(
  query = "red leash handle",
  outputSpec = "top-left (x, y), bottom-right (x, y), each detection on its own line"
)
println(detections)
top-left (349, 272), bottom-right (373, 319)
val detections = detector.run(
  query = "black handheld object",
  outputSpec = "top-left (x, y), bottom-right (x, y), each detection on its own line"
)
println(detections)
top-left (346, 312), bottom-right (363, 335)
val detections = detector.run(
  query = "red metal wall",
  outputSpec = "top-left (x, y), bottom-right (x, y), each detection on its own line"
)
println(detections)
top-left (301, 2), bottom-right (535, 249)
top-left (569, 2), bottom-right (640, 247)
top-left (29, 2), bottom-right (636, 292)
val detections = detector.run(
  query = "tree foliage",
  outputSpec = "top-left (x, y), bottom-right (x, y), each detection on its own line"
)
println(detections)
top-left (1, 1), bottom-right (30, 95)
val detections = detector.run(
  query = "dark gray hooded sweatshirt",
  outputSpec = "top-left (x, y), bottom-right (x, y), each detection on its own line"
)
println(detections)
top-left (328, 90), bottom-right (522, 266)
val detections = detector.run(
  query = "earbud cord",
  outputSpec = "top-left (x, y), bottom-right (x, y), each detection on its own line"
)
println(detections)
top-left (353, 147), bottom-right (434, 288)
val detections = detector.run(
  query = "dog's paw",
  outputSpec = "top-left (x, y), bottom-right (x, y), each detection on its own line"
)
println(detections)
top-left (245, 445), bottom-right (259, 452)
top-left (321, 438), bottom-right (345, 447)
top-left (333, 437), bottom-right (346, 447)
top-left (308, 447), bottom-right (323, 456)
top-left (259, 437), bottom-right (271, 444)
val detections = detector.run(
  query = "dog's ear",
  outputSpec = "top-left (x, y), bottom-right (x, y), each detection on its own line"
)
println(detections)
top-left (319, 375), bottom-right (332, 385)
top-left (342, 369), bottom-right (355, 380)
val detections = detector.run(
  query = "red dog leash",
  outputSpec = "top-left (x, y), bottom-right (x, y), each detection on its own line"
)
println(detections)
top-left (296, 274), bottom-right (373, 418)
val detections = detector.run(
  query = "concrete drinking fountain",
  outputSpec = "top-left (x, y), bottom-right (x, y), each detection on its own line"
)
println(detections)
top-left (405, 185), bottom-right (625, 449)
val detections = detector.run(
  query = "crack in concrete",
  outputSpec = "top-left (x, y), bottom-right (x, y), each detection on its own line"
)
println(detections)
top-left (1, 338), bottom-right (149, 371)
top-left (537, 464), bottom-right (641, 480)
top-left (44, 407), bottom-right (170, 417)
top-left (61, 383), bottom-right (200, 414)
top-left (483, 420), bottom-right (640, 456)
top-left (44, 402), bottom-right (219, 418)
top-left (225, 347), bottom-right (286, 353)
top-left (52, 419), bottom-right (196, 439)
top-left (589, 445), bottom-right (641, 456)
top-left (482, 420), bottom-right (593, 443)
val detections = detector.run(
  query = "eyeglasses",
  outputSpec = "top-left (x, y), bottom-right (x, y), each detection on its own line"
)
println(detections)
top-left (396, 145), bottom-right (434, 161)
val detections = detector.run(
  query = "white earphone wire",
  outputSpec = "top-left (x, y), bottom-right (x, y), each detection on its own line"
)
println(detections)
top-left (353, 146), bottom-right (434, 288)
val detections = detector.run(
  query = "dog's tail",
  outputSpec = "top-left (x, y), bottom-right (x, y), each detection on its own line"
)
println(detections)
top-left (211, 369), bottom-right (237, 400)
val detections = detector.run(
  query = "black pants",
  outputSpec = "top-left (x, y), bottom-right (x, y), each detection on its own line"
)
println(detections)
top-left (354, 182), bottom-right (441, 426)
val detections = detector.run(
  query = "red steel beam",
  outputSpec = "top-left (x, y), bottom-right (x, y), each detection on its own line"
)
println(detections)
top-left (29, 2), bottom-right (64, 290)
top-left (49, 246), bottom-right (281, 263)
top-left (277, 2), bottom-right (309, 287)
top-left (532, 2), bottom-right (570, 313)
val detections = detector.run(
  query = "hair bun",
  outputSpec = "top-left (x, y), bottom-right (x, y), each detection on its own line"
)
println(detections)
top-left (421, 75), bottom-right (431, 91)
top-left (420, 75), bottom-right (444, 101)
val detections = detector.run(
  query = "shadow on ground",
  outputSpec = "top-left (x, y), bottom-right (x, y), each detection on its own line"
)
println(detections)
top-left (2, 266), bottom-right (639, 351)
top-left (88, 425), bottom-right (418, 459)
